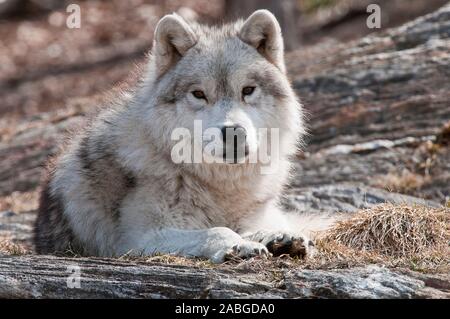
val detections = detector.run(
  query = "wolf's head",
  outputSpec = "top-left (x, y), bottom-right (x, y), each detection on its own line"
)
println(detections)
top-left (138, 10), bottom-right (305, 177)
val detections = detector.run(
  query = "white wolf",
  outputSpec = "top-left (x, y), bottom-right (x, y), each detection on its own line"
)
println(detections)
top-left (34, 10), bottom-right (331, 263)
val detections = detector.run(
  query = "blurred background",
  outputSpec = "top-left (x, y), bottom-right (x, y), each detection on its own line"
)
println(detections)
top-left (0, 0), bottom-right (447, 119)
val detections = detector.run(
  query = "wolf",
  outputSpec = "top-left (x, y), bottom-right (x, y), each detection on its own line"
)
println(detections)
top-left (34, 10), bottom-right (331, 263)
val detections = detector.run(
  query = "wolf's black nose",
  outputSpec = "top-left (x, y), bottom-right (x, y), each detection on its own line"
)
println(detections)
top-left (221, 125), bottom-right (249, 160)
top-left (221, 125), bottom-right (246, 143)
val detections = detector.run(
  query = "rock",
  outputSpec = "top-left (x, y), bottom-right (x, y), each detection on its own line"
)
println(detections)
top-left (0, 210), bottom-right (34, 249)
top-left (284, 266), bottom-right (450, 298)
top-left (0, 113), bottom-right (86, 196)
top-left (0, 210), bottom-right (16, 218)
top-left (298, 0), bottom-right (449, 45)
top-left (286, 3), bottom-right (450, 203)
top-left (282, 183), bottom-right (439, 215)
top-left (0, 255), bottom-right (447, 298)
top-left (289, 3), bottom-right (450, 150)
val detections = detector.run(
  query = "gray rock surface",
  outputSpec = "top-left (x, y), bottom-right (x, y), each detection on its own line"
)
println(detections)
top-left (284, 266), bottom-right (450, 298)
top-left (0, 255), bottom-right (448, 298)
top-left (282, 183), bottom-right (439, 215)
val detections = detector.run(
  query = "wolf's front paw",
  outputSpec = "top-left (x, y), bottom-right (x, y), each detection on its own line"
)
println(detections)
top-left (210, 240), bottom-right (269, 263)
top-left (253, 231), bottom-right (315, 259)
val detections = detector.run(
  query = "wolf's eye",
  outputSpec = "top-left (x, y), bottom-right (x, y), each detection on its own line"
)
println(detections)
top-left (192, 90), bottom-right (206, 100)
top-left (242, 86), bottom-right (255, 97)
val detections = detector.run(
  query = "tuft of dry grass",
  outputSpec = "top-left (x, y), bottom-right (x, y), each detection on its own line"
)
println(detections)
top-left (0, 239), bottom-right (29, 256)
top-left (0, 190), bottom-right (39, 214)
top-left (312, 204), bottom-right (449, 272)
top-left (120, 253), bottom-right (216, 269)
top-left (374, 169), bottom-right (430, 194)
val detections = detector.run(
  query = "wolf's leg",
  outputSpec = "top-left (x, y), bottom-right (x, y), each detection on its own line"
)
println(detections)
top-left (239, 208), bottom-right (315, 258)
top-left (117, 227), bottom-right (269, 263)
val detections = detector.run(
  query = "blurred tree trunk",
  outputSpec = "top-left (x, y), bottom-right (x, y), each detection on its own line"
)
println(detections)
top-left (225, 0), bottom-right (301, 51)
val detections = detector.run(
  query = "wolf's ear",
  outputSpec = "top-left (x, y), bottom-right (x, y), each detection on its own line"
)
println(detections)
top-left (239, 10), bottom-right (285, 73)
top-left (152, 14), bottom-right (197, 76)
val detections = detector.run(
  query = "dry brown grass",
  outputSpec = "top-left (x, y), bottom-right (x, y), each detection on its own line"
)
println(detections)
top-left (0, 190), bottom-right (39, 214)
top-left (311, 204), bottom-right (449, 272)
top-left (373, 169), bottom-right (430, 194)
top-left (0, 239), bottom-right (29, 256)
top-left (121, 253), bottom-right (216, 269)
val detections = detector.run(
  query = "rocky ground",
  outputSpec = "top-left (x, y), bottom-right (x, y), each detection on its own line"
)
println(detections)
top-left (0, 2), bottom-right (449, 298)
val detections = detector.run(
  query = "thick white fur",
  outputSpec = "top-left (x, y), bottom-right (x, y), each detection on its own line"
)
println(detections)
top-left (49, 10), bottom-right (334, 263)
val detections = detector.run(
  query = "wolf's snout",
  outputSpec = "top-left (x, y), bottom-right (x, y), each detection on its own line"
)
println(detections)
top-left (221, 125), bottom-right (246, 143)
top-left (221, 125), bottom-right (249, 161)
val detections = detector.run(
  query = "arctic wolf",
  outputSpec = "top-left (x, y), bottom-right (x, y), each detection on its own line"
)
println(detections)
top-left (34, 10), bottom-right (327, 262)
